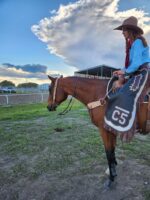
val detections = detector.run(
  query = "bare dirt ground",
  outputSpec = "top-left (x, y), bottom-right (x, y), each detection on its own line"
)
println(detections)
top-left (0, 156), bottom-right (149, 200)
top-left (0, 106), bottom-right (150, 200)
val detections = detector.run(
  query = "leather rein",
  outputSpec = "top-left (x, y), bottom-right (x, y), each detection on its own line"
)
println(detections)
top-left (52, 77), bottom-right (77, 115)
top-left (52, 76), bottom-right (108, 114)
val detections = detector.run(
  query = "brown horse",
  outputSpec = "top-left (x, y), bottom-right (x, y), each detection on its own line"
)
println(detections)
top-left (47, 75), bottom-right (149, 188)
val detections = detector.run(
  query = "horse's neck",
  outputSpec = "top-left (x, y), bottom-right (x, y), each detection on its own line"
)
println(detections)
top-left (61, 77), bottom-right (108, 105)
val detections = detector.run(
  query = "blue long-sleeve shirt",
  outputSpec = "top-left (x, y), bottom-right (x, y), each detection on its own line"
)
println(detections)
top-left (122, 38), bottom-right (150, 74)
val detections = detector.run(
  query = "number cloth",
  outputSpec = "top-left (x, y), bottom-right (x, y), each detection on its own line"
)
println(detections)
top-left (104, 67), bottom-right (148, 141)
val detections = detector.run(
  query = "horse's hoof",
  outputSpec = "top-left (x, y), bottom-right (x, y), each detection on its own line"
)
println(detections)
top-left (103, 179), bottom-right (112, 191)
top-left (102, 178), bottom-right (117, 192)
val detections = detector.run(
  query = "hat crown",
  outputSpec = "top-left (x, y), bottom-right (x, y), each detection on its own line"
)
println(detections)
top-left (123, 16), bottom-right (138, 26)
top-left (114, 16), bottom-right (144, 34)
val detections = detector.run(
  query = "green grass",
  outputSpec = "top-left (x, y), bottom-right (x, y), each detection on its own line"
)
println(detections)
top-left (0, 100), bottom-right (149, 199)
top-left (0, 99), bottom-right (84, 121)
top-left (0, 100), bottom-right (104, 180)
top-left (143, 189), bottom-right (150, 200)
top-left (116, 135), bottom-right (150, 166)
top-left (0, 103), bottom-right (48, 121)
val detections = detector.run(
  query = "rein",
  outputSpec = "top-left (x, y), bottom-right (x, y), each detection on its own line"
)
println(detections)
top-left (87, 81), bottom-right (114, 110)
top-left (53, 76), bottom-right (112, 112)
top-left (59, 78), bottom-right (78, 115)
top-left (53, 77), bottom-right (77, 115)
top-left (58, 97), bottom-right (74, 115)
top-left (87, 76), bottom-right (121, 110)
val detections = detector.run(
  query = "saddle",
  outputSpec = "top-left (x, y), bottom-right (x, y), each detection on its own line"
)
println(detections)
top-left (87, 67), bottom-right (150, 138)
top-left (111, 71), bottom-right (150, 135)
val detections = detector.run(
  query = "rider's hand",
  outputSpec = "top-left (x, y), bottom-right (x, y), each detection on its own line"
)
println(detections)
top-left (113, 71), bottom-right (118, 76)
top-left (113, 70), bottom-right (125, 76)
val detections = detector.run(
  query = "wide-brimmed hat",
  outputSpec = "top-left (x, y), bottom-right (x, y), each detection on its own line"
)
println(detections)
top-left (114, 16), bottom-right (143, 34)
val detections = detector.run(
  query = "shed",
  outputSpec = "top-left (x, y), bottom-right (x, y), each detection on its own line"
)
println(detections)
top-left (74, 65), bottom-right (117, 79)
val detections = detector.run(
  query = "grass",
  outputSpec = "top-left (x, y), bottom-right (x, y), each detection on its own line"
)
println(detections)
top-left (0, 99), bottom-right (84, 121)
top-left (0, 100), bottom-right (104, 178)
top-left (0, 100), bottom-right (149, 199)
top-left (143, 190), bottom-right (150, 200)
top-left (0, 103), bottom-right (49, 121)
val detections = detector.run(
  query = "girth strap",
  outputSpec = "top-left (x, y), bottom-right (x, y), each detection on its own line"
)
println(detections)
top-left (87, 99), bottom-right (106, 109)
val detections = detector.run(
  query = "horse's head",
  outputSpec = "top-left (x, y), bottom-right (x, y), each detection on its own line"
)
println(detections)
top-left (47, 75), bottom-right (68, 111)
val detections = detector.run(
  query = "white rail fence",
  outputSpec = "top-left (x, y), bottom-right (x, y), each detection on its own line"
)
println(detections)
top-left (0, 93), bottom-right (49, 106)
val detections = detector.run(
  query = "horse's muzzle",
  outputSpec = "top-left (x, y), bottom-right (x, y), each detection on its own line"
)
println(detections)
top-left (47, 104), bottom-right (57, 111)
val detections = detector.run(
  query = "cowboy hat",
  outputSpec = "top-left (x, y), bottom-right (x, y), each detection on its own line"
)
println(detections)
top-left (114, 16), bottom-right (143, 34)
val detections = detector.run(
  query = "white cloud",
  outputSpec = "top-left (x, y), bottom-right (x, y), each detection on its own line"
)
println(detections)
top-left (0, 64), bottom-right (65, 85)
top-left (32, 0), bottom-right (150, 70)
top-left (0, 62), bottom-right (75, 85)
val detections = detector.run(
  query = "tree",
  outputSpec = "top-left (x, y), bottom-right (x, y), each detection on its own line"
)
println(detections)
top-left (17, 82), bottom-right (38, 88)
top-left (0, 80), bottom-right (15, 87)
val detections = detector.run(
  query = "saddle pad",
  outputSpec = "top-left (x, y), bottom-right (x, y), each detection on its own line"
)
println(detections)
top-left (104, 69), bottom-right (148, 135)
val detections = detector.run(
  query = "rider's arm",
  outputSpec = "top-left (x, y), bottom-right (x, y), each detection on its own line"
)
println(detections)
top-left (122, 39), bottom-right (143, 74)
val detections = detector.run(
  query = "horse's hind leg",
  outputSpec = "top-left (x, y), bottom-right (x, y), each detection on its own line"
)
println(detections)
top-left (99, 128), bottom-right (117, 188)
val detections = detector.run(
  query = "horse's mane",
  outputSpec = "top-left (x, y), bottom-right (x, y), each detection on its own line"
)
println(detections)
top-left (66, 76), bottom-right (110, 84)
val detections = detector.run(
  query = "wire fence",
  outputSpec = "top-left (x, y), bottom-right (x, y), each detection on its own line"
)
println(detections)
top-left (0, 93), bottom-right (49, 106)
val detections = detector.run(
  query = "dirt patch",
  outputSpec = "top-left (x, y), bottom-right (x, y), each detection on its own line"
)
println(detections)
top-left (0, 159), bottom-right (149, 200)
top-left (54, 128), bottom-right (65, 132)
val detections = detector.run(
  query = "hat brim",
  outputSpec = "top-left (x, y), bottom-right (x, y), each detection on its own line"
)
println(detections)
top-left (114, 24), bottom-right (143, 34)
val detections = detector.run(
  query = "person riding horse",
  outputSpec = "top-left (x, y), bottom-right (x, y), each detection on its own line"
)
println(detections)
top-left (113, 16), bottom-right (150, 89)
top-left (103, 16), bottom-right (150, 138)
top-left (47, 16), bottom-right (150, 189)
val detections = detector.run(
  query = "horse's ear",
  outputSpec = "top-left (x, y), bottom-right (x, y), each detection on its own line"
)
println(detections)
top-left (48, 75), bottom-right (55, 82)
top-left (60, 75), bottom-right (63, 78)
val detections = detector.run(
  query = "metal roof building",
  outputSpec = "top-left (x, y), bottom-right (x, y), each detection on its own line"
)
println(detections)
top-left (74, 65), bottom-right (117, 79)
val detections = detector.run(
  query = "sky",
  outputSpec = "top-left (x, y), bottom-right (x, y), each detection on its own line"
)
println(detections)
top-left (0, 0), bottom-right (150, 85)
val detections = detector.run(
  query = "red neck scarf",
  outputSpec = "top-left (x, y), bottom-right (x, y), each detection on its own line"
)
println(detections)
top-left (125, 39), bottom-right (133, 68)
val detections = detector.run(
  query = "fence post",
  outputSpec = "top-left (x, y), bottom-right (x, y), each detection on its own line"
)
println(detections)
top-left (41, 93), bottom-right (44, 103)
top-left (5, 95), bottom-right (9, 105)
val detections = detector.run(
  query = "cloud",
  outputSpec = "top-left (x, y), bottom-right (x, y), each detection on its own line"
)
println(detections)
top-left (3, 63), bottom-right (47, 73)
top-left (32, 0), bottom-right (150, 70)
top-left (0, 64), bottom-right (46, 79)
top-left (0, 63), bottom-right (76, 84)
top-left (0, 63), bottom-right (63, 85)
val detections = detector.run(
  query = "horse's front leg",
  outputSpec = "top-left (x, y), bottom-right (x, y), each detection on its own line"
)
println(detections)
top-left (105, 148), bottom-right (117, 181)
top-left (99, 128), bottom-right (117, 189)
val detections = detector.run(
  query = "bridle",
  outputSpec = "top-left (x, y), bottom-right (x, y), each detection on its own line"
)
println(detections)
top-left (52, 77), bottom-right (59, 104)
top-left (50, 77), bottom-right (78, 115)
